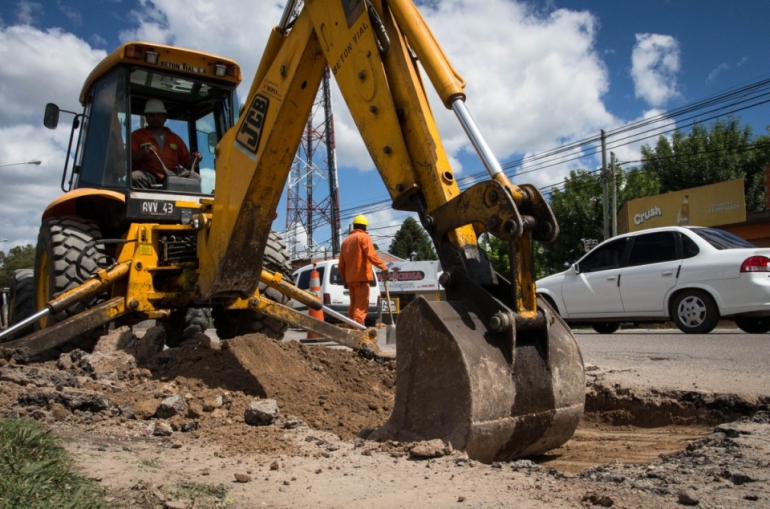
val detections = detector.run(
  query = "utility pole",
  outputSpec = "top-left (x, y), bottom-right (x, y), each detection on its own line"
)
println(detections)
top-left (600, 130), bottom-right (609, 240)
top-left (611, 152), bottom-right (617, 238)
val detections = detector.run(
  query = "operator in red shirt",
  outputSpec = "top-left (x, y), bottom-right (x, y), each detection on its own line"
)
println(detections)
top-left (338, 215), bottom-right (389, 325)
top-left (131, 99), bottom-right (202, 188)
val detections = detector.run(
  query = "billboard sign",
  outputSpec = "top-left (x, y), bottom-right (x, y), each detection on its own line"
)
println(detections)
top-left (376, 261), bottom-right (442, 292)
top-left (619, 179), bottom-right (746, 233)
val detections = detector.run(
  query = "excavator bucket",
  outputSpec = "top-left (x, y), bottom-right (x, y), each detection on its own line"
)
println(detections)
top-left (372, 294), bottom-right (584, 463)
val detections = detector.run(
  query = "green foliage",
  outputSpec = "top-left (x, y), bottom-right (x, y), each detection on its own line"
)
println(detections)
top-left (388, 217), bottom-right (437, 261)
top-left (479, 233), bottom-right (511, 276)
top-left (533, 115), bottom-right (770, 277)
top-left (0, 418), bottom-right (107, 509)
top-left (0, 244), bottom-right (36, 289)
top-left (535, 167), bottom-right (661, 278)
top-left (640, 116), bottom-right (770, 211)
top-left (174, 481), bottom-right (232, 507)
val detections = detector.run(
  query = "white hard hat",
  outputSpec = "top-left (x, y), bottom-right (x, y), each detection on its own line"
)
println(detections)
top-left (144, 99), bottom-right (167, 115)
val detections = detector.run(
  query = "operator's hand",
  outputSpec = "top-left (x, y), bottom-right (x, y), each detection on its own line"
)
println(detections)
top-left (381, 269), bottom-right (390, 281)
top-left (135, 145), bottom-right (156, 160)
top-left (192, 151), bottom-right (202, 161)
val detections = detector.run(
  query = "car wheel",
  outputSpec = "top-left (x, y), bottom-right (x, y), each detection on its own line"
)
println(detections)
top-left (591, 322), bottom-right (620, 334)
top-left (671, 290), bottom-right (719, 334)
top-left (734, 316), bottom-right (770, 334)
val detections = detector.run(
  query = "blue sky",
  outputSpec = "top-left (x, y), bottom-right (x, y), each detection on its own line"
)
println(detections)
top-left (1, 0), bottom-right (769, 254)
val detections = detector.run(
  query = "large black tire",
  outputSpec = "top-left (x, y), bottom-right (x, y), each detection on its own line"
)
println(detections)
top-left (671, 289), bottom-right (719, 334)
top-left (35, 216), bottom-right (109, 351)
top-left (213, 231), bottom-right (291, 340)
top-left (591, 322), bottom-right (620, 334)
top-left (4, 269), bottom-right (36, 340)
top-left (734, 316), bottom-right (770, 334)
top-left (164, 308), bottom-right (211, 347)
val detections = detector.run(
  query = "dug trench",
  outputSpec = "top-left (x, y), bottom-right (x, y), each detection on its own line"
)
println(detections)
top-left (0, 328), bottom-right (768, 508)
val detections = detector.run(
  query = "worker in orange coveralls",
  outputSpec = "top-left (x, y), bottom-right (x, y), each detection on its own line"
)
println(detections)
top-left (131, 99), bottom-right (201, 188)
top-left (338, 215), bottom-right (389, 325)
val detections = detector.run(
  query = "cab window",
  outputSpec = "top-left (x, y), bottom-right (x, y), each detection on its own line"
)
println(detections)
top-left (127, 67), bottom-right (237, 194)
top-left (78, 69), bottom-right (128, 189)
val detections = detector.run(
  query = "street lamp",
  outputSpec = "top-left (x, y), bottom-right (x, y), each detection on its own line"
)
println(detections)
top-left (0, 160), bottom-right (41, 168)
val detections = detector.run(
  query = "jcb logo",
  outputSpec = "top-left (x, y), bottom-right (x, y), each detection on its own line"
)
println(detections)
top-left (236, 94), bottom-right (269, 153)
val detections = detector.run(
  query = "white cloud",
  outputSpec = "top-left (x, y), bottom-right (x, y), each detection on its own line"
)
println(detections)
top-left (631, 33), bottom-right (681, 107)
top-left (0, 25), bottom-right (106, 126)
top-left (90, 33), bottom-right (107, 46)
top-left (15, 1), bottom-right (43, 25)
top-left (118, 0), bottom-right (614, 169)
top-left (0, 0), bottom-right (633, 249)
top-left (0, 25), bottom-right (106, 247)
top-left (707, 63), bottom-right (729, 83)
top-left (57, 1), bottom-right (82, 26)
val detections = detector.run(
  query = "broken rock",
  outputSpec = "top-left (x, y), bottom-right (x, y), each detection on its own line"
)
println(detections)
top-left (244, 399), bottom-right (278, 426)
top-left (0, 365), bottom-right (80, 388)
top-left (409, 439), bottom-right (452, 459)
top-left (18, 389), bottom-right (111, 413)
top-left (153, 421), bottom-right (174, 436)
top-left (156, 395), bottom-right (188, 419)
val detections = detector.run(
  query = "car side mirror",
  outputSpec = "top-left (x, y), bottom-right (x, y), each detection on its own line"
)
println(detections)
top-left (569, 263), bottom-right (579, 274)
top-left (44, 103), bottom-right (60, 129)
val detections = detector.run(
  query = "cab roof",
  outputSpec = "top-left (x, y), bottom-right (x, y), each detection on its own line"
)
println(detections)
top-left (79, 41), bottom-right (242, 105)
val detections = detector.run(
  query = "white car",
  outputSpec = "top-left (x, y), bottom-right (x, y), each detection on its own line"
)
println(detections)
top-left (536, 226), bottom-right (770, 334)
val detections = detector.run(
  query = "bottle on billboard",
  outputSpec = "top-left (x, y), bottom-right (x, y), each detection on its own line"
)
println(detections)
top-left (677, 195), bottom-right (690, 225)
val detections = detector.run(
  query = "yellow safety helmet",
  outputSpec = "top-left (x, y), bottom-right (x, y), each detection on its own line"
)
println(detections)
top-left (352, 214), bottom-right (369, 227)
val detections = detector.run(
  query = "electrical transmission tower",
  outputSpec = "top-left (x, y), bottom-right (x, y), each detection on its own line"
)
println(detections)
top-left (285, 67), bottom-right (342, 261)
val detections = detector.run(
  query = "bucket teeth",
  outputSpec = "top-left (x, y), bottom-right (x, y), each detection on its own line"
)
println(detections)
top-left (370, 296), bottom-right (584, 463)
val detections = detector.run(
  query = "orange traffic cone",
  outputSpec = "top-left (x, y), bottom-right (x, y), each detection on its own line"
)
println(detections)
top-left (307, 266), bottom-right (324, 339)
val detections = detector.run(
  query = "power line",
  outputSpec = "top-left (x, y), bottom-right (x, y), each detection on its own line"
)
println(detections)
top-left (285, 75), bottom-right (770, 237)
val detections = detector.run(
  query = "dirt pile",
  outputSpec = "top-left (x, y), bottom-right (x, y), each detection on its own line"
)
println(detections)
top-left (0, 327), bottom-right (396, 457)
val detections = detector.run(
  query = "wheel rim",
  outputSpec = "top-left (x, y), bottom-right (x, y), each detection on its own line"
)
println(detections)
top-left (677, 295), bottom-right (707, 328)
top-left (36, 251), bottom-right (50, 329)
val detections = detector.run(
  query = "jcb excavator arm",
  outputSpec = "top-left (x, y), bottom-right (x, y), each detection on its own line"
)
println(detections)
top-left (197, 0), bottom-right (584, 462)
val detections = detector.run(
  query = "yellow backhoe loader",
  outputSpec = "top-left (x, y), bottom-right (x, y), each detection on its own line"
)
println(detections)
top-left (1, 0), bottom-right (584, 462)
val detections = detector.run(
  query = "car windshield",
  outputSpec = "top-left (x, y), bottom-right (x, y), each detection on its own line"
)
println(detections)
top-left (689, 228), bottom-right (755, 250)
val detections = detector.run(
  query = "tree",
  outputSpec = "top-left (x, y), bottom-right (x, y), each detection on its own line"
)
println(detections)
top-left (533, 167), bottom-right (660, 278)
top-left (640, 116), bottom-right (770, 211)
top-left (388, 217), bottom-right (437, 261)
top-left (0, 245), bottom-right (36, 288)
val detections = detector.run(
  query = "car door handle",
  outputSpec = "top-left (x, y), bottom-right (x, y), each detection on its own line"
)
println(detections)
top-left (662, 270), bottom-right (673, 276)
top-left (606, 276), bottom-right (616, 281)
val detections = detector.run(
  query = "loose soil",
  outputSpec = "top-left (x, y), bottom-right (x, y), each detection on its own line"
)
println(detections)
top-left (1, 327), bottom-right (768, 508)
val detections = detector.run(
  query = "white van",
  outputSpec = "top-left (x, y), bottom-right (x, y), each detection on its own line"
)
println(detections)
top-left (291, 260), bottom-right (382, 326)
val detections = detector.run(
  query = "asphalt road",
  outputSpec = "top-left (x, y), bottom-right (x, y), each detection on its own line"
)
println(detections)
top-left (574, 327), bottom-right (770, 397)
top-left (283, 325), bottom-right (769, 397)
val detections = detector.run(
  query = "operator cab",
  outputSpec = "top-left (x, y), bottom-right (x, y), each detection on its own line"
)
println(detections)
top-left (44, 42), bottom-right (241, 198)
